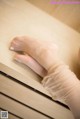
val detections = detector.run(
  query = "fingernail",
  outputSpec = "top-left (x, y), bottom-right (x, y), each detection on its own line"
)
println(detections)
top-left (10, 47), bottom-right (14, 50)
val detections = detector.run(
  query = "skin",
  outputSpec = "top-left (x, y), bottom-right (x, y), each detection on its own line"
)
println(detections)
top-left (10, 36), bottom-right (60, 77)
top-left (10, 36), bottom-right (80, 119)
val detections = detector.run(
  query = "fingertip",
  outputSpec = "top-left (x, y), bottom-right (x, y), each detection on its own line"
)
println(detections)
top-left (9, 40), bottom-right (15, 51)
top-left (14, 54), bottom-right (22, 63)
top-left (14, 54), bottom-right (29, 63)
top-left (9, 46), bottom-right (14, 51)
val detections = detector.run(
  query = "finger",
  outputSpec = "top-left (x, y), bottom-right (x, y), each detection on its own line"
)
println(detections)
top-left (10, 36), bottom-right (58, 70)
top-left (14, 53), bottom-right (47, 77)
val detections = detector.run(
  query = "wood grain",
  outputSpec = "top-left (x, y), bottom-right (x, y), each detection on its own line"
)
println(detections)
top-left (0, 94), bottom-right (49, 119)
top-left (8, 114), bottom-right (20, 119)
top-left (26, 0), bottom-right (80, 32)
top-left (0, 75), bottom-right (74, 119)
top-left (0, 109), bottom-right (20, 119)
top-left (0, 0), bottom-right (80, 103)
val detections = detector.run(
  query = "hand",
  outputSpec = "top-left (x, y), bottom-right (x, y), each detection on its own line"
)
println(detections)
top-left (9, 36), bottom-right (80, 118)
top-left (9, 36), bottom-right (60, 77)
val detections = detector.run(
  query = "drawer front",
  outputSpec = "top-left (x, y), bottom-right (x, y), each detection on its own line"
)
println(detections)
top-left (0, 0), bottom-right (80, 99)
top-left (0, 109), bottom-right (20, 119)
top-left (0, 94), bottom-right (49, 119)
top-left (0, 74), bottom-right (74, 119)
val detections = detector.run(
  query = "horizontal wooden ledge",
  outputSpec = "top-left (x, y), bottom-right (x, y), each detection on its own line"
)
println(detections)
top-left (1, 71), bottom-right (68, 108)
top-left (0, 94), bottom-right (49, 119)
top-left (0, 0), bottom-right (80, 109)
top-left (0, 109), bottom-right (21, 119)
top-left (0, 74), bottom-right (74, 119)
top-left (0, 63), bottom-right (50, 96)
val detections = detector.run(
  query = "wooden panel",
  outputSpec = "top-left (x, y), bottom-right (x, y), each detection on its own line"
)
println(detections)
top-left (0, 94), bottom-right (49, 119)
top-left (27, 0), bottom-right (80, 33)
top-left (0, 109), bottom-right (20, 119)
top-left (0, 0), bottom-right (80, 97)
top-left (8, 114), bottom-right (20, 119)
top-left (0, 75), bottom-right (74, 119)
top-left (0, 0), bottom-right (80, 112)
top-left (52, 4), bottom-right (80, 33)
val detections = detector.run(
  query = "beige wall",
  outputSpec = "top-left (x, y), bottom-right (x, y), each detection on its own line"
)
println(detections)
top-left (27, 0), bottom-right (80, 33)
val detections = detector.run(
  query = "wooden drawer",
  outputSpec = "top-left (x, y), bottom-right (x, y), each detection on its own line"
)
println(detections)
top-left (0, 109), bottom-right (21, 119)
top-left (0, 1), bottom-right (80, 119)
top-left (0, 94), bottom-right (49, 119)
top-left (0, 74), bottom-right (74, 119)
top-left (0, 0), bottom-right (80, 97)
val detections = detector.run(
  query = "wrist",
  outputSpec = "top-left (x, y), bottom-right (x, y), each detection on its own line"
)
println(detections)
top-left (42, 62), bottom-right (80, 102)
top-left (65, 80), bottom-right (80, 119)
top-left (47, 60), bottom-right (65, 74)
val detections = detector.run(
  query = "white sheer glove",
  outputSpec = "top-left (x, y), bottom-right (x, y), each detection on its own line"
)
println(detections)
top-left (10, 36), bottom-right (80, 119)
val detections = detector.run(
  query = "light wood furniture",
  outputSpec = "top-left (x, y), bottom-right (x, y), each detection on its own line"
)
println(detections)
top-left (0, 75), bottom-right (73, 119)
top-left (27, 0), bottom-right (80, 33)
top-left (0, 91), bottom-right (49, 119)
top-left (0, 109), bottom-right (20, 119)
top-left (0, 0), bottom-right (80, 118)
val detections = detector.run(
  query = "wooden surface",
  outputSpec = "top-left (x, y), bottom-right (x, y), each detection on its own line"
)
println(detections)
top-left (0, 0), bottom-right (80, 112)
top-left (0, 94), bottom-right (49, 119)
top-left (0, 0), bottom-right (79, 118)
top-left (0, 0), bottom-right (80, 87)
top-left (0, 74), bottom-right (74, 119)
top-left (0, 109), bottom-right (20, 119)
top-left (27, 0), bottom-right (80, 33)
